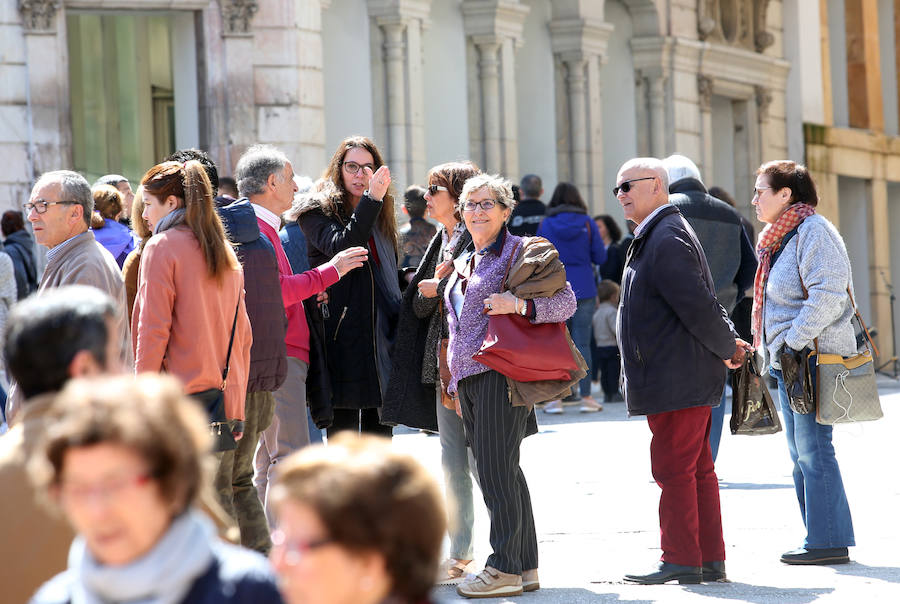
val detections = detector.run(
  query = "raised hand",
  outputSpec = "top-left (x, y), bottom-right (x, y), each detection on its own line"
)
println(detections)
top-left (364, 165), bottom-right (392, 201)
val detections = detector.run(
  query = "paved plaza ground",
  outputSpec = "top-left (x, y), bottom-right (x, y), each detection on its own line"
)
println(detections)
top-left (392, 377), bottom-right (900, 603)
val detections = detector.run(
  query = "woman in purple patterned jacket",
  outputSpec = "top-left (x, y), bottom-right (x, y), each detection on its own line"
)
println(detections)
top-left (443, 174), bottom-right (577, 599)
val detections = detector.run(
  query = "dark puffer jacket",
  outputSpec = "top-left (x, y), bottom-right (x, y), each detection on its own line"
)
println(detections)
top-left (618, 205), bottom-right (737, 416)
top-left (668, 178), bottom-right (757, 314)
top-left (216, 199), bottom-right (287, 393)
top-left (4, 229), bottom-right (38, 300)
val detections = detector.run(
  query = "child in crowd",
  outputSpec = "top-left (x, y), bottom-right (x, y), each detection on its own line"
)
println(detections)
top-left (592, 280), bottom-right (622, 402)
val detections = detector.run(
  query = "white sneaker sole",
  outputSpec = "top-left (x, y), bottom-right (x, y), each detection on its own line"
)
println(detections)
top-left (456, 584), bottom-right (524, 598)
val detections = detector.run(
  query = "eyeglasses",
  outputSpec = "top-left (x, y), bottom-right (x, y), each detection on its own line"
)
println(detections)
top-left (271, 530), bottom-right (333, 565)
top-left (613, 177), bottom-right (656, 196)
top-left (462, 199), bottom-right (497, 212)
top-left (752, 186), bottom-right (772, 197)
top-left (428, 184), bottom-right (449, 196)
top-left (57, 472), bottom-right (151, 505)
top-left (24, 200), bottom-right (78, 214)
top-left (342, 161), bottom-right (375, 175)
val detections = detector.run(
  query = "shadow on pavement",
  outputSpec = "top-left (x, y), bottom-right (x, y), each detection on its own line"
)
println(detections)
top-left (435, 585), bottom-right (655, 603)
top-left (834, 562), bottom-right (900, 583)
top-left (682, 583), bottom-right (833, 603)
top-left (719, 481), bottom-right (793, 490)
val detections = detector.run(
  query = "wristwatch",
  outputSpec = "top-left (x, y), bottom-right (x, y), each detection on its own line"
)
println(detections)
top-left (518, 297), bottom-right (528, 316)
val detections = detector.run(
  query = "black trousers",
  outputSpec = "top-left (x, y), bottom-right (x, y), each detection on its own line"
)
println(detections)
top-left (327, 408), bottom-right (393, 438)
top-left (595, 345), bottom-right (621, 398)
top-left (458, 370), bottom-right (538, 574)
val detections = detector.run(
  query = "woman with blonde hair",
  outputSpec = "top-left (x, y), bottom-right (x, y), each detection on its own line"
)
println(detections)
top-left (91, 184), bottom-right (135, 268)
top-left (133, 160), bottom-right (252, 446)
top-left (296, 136), bottom-right (401, 436)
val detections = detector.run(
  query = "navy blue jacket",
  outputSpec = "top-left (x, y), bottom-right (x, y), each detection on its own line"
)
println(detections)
top-left (4, 230), bottom-right (38, 299)
top-left (216, 199), bottom-right (287, 393)
top-left (668, 178), bottom-right (757, 314)
top-left (31, 541), bottom-right (283, 604)
top-left (537, 205), bottom-right (606, 299)
top-left (618, 205), bottom-right (737, 416)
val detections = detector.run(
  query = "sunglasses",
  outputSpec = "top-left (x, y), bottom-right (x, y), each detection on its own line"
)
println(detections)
top-left (613, 177), bottom-right (655, 196)
top-left (428, 184), bottom-right (449, 195)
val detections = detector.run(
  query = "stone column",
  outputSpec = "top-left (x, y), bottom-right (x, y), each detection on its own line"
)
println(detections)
top-left (462, 0), bottom-right (528, 175)
top-left (549, 7), bottom-right (612, 210)
top-left (368, 0), bottom-right (431, 191)
top-left (869, 160), bottom-right (893, 360)
top-left (698, 75), bottom-right (714, 180)
top-left (648, 73), bottom-right (667, 158)
top-left (634, 70), bottom-right (650, 157)
top-left (756, 85), bottom-right (773, 164)
top-left (217, 1), bottom-right (257, 172)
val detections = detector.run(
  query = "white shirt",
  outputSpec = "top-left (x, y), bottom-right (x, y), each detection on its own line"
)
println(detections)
top-left (251, 203), bottom-right (281, 232)
top-left (633, 203), bottom-right (673, 237)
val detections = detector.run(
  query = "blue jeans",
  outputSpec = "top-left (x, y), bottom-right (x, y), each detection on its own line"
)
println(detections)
top-left (709, 389), bottom-right (727, 462)
top-left (567, 297), bottom-right (596, 398)
top-left (771, 367), bottom-right (855, 548)
top-left (437, 389), bottom-right (479, 560)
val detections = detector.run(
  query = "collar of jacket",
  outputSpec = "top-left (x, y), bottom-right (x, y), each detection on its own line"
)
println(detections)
top-left (633, 204), bottom-right (680, 244)
top-left (668, 177), bottom-right (707, 195)
top-left (545, 203), bottom-right (587, 217)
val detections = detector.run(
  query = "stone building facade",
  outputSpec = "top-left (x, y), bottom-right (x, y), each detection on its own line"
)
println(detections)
top-left (3, 0), bottom-right (900, 360)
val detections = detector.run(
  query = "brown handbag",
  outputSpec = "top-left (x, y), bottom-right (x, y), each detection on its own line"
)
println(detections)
top-left (438, 337), bottom-right (456, 410)
top-left (471, 243), bottom-right (580, 382)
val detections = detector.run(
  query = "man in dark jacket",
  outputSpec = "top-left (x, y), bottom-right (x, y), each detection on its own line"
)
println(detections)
top-left (615, 158), bottom-right (749, 585)
top-left (170, 147), bottom-right (289, 554)
top-left (1, 211), bottom-right (39, 299)
top-left (663, 155), bottom-right (758, 461)
top-left (508, 174), bottom-right (545, 236)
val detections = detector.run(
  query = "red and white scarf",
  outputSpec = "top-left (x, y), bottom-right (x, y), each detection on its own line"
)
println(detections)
top-left (750, 203), bottom-right (816, 348)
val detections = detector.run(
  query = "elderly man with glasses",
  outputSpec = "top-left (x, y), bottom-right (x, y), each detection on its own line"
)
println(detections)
top-left (6, 171), bottom-right (132, 424)
top-left (614, 158), bottom-right (751, 586)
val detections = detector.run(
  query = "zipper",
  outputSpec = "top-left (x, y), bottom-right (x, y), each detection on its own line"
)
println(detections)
top-left (368, 260), bottom-right (383, 395)
top-left (333, 306), bottom-right (348, 341)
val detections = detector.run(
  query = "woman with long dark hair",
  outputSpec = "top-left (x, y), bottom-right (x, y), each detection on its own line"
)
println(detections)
top-left (133, 160), bottom-right (251, 437)
top-left (296, 136), bottom-right (401, 436)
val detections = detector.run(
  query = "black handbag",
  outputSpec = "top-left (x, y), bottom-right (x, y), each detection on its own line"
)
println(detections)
top-left (730, 351), bottom-right (782, 435)
top-left (189, 300), bottom-right (240, 453)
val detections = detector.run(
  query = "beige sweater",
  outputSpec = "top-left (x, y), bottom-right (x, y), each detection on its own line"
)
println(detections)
top-left (6, 232), bottom-right (132, 424)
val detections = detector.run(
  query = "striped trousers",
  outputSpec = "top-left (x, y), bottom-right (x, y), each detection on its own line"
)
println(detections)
top-left (457, 369), bottom-right (538, 574)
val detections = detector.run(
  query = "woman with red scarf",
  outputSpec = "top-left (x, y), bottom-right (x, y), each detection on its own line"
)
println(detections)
top-left (751, 160), bottom-right (856, 566)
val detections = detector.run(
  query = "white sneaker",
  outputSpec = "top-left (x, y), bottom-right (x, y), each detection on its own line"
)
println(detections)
top-left (543, 399), bottom-right (564, 414)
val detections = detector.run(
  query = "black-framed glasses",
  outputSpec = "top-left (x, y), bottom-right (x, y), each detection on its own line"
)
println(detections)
top-left (613, 177), bottom-right (655, 196)
top-left (462, 199), bottom-right (497, 212)
top-left (24, 200), bottom-right (78, 214)
top-left (341, 161), bottom-right (375, 175)
top-left (428, 184), bottom-right (449, 195)
top-left (271, 530), bottom-right (333, 566)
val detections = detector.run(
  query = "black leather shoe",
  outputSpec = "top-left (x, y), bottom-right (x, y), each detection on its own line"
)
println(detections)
top-left (780, 547), bottom-right (849, 565)
top-left (624, 562), bottom-right (702, 585)
top-left (701, 561), bottom-right (726, 582)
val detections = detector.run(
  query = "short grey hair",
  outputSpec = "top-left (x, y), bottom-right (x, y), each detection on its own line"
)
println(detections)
top-left (457, 174), bottom-right (517, 215)
top-left (94, 174), bottom-right (128, 188)
top-left (235, 145), bottom-right (290, 198)
top-left (662, 154), bottom-right (703, 187)
top-left (35, 170), bottom-right (93, 228)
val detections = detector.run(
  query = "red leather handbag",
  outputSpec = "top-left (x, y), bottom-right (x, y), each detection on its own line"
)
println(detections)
top-left (472, 243), bottom-right (579, 382)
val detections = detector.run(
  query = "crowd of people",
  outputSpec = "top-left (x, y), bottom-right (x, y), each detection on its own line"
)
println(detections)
top-left (0, 132), bottom-right (868, 601)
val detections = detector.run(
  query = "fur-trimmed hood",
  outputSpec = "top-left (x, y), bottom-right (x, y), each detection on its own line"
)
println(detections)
top-left (284, 180), bottom-right (348, 224)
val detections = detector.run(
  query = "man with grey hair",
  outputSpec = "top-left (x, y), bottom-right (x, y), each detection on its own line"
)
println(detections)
top-left (614, 157), bottom-right (750, 585)
top-left (235, 146), bottom-right (368, 524)
top-left (663, 154), bottom-right (758, 462)
top-left (94, 173), bottom-right (134, 208)
top-left (10, 171), bottom-right (131, 423)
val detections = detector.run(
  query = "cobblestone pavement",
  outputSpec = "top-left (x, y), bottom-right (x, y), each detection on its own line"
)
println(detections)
top-left (392, 377), bottom-right (900, 603)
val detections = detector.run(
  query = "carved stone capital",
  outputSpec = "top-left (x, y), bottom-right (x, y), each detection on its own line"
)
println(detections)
top-left (221, 0), bottom-right (259, 36)
top-left (755, 85), bottom-right (773, 120)
top-left (18, 0), bottom-right (59, 33)
top-left (753, 0), bottom-right (775, 52)
top-left (698, 75), bottom-right (714, 111)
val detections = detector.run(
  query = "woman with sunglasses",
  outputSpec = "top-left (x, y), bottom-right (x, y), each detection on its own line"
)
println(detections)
top-left (296, 136), bottom-right (401, 436)
top-left (383, 161), bottom-right (482, 585)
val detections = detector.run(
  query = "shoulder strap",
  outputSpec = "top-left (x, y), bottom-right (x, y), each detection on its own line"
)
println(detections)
top-left (501, 241), bottom-right (523, 292)
top-left (770, 225), bottom-right (799, 268)
top-left (221, 298), bottom-right (241, 388)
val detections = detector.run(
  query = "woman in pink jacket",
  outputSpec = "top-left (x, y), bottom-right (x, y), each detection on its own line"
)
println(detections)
top-left (133, 160), bottom-right (252, 443)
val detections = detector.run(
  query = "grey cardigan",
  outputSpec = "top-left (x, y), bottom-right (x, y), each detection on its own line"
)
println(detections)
top-left (763, 214), bottom-right (858, 367)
